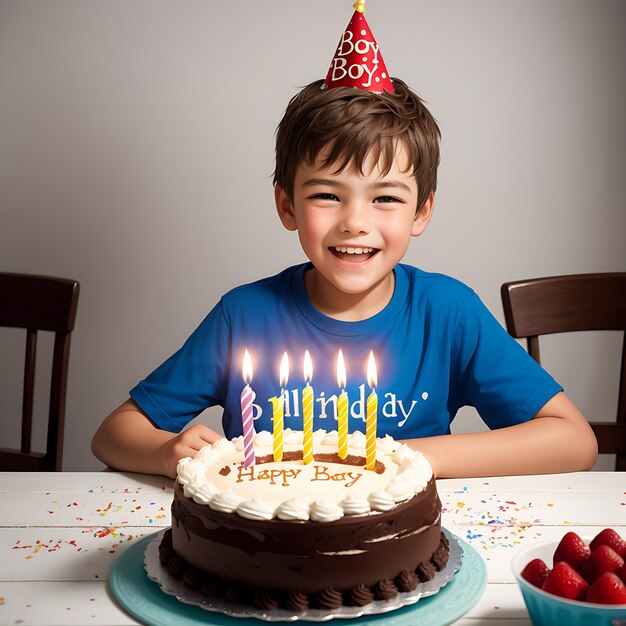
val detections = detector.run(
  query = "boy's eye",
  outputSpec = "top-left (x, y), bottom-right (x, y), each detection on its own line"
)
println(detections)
top-left (373, 196), bottom-right (402, 204)
top-left (310, 193), bottom-right (339, 201)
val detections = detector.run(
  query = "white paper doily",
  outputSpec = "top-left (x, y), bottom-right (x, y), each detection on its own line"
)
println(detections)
top-left (144, 528), bottom-right (463, 622)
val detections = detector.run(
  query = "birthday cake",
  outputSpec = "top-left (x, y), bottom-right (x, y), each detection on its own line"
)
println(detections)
top-left (159, 429), bottom-right (448, 611)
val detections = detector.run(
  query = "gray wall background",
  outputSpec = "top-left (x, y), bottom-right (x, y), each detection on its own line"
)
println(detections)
top-left (1, 0), bottom-right (624, 471)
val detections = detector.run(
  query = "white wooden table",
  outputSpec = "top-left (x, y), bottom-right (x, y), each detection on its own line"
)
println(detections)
top-left (0, 471), bottom-right (624, 625)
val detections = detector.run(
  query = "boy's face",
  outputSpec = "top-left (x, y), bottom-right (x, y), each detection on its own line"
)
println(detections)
top-left (276, 143), bottom-right (434, 319)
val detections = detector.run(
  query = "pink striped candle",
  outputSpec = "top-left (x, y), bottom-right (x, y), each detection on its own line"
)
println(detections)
top-left (302, 351), bottom-right (314, 464)
top-left (241, 349), bottom-right (256, 467)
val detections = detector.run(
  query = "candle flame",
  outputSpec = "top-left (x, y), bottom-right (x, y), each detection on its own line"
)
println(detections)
top-left (242, 349), bottom-right (253, 384)
top-left (367, 351), bottom-right (377, 388)
top-left (337, 349), bottom-right (346, 389)
top-left (303, 350), bottom-right (313, 383)
top-left (279, 352), bottom-right (289, 388)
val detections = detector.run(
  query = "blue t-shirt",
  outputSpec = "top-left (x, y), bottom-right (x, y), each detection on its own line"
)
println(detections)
top-left (130, 263), bottom-right (562, 439)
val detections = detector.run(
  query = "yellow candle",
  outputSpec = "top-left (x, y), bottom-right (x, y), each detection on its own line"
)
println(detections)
top-left (270, 395), bottom-right (284, 462)
top-left (302, 350), bottom-right (314, 464)
top-left (336, 350), bottom-right (348, 459)
top-left (270, 353), bottom-right (289, 463)
top-left (365, 351), bottom-right (378, 471)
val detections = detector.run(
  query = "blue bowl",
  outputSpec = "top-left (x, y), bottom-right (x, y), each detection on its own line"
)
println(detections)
top-left (511, 538), bottom-right (626, 626)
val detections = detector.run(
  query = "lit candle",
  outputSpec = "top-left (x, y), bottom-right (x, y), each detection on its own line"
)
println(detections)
top-left (336, 350), bottom-right (349, 459)
top-left (365, 351), bottom-right (378, 471)
top-left (302, 350), bottom-right (314, 464)
top-left (241, 349), bottom-right (256, 467)
top-left (270, 352), bottom-right (289, 462)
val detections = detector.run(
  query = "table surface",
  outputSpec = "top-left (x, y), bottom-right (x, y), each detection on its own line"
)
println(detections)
top-left (0, 471), bottom-right (624, 626)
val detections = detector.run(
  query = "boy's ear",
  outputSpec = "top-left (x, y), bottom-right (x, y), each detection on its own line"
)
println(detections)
top-left (411, 191), bottom-right (435, 237)
top-left (275, 185), bottom-right (297, 231)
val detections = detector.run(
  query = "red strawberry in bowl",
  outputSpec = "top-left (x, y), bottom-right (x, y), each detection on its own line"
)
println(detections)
top-left (542, 561), bottom-right (589, 601)
top-left (589, 528), bottom-right (626, 558)
top-left (514, 528), bottom-right (626, 621)
top-left (582, 545), bottom-right (625, 584)
top-left (520, 558), bottom-right (550, 588)
top-left (552, 531), bottom-right (590, 571)
top-left (586, 572), bottom-right (626, 605)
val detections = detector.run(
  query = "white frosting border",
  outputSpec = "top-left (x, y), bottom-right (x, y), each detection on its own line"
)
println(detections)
top-left (176, 429), bottom-right (433, 522)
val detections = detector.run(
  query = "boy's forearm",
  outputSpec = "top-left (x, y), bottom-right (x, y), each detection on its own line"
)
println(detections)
top-left (401, 393), bottom-right (598, 478)
top-left (91, 402), bottom-right (175, 476)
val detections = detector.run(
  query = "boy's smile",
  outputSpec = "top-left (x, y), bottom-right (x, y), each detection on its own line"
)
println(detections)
top-left (331, 245), bottom-right (378, 262)
top-left (276, 143), bottom-right (434, 321)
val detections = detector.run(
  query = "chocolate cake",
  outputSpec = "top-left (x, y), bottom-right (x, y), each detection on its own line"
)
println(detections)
top-left (160, 429), bottom-right (448, 611)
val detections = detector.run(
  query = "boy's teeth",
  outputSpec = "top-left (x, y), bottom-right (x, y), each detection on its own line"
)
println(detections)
top-left (334, 246), bottom-right (374, 254)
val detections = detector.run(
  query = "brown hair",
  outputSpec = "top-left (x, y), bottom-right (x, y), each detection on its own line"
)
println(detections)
top-left (273, 78), bottom-right (440, 212)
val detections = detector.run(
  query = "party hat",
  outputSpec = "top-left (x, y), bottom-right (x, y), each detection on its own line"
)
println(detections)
top-left (323, 1), bottom-right (394, 93)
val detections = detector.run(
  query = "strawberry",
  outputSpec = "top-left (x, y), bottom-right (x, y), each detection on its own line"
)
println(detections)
top-left (586, 572), bottom-right (626, 604)
top-left (552, 531), bottom-right (590, 571)
top-left (619, 562), bottom-right (626, 585)
top-left (582, 545), bottom-right (625, 584)
top-left (521, 558), bottom-right (550, 588)
top-left (589, 528), bottom-right (626, 558)
top-left (542, 561), bottom-right (589, 601)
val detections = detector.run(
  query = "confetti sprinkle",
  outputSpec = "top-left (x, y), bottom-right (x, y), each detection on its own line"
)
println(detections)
top-left (441, 489), bottom-right (553, 552)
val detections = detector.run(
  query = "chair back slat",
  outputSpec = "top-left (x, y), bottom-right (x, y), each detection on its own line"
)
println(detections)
top-left (501, 272), bottom-right (626, 471)
top-left (21, 329), bottom-right (37, 454)
top-left (619, 333), bottom-right (626, 425)
top-left (527, 336), bottom-right (540, 363)
top-left (47, 334), bottom-right (72, 471)
top-left (0, 273), bottom-right (79, 471)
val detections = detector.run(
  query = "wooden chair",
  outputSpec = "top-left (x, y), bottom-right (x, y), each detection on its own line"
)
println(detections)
top-left (0, 273), bottom-right (80, 471)
top-left (501, 273), bottom-right (626, 471)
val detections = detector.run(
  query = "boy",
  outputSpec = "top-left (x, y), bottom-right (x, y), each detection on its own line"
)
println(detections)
top-left (92, 11), bottom-right (597, 480)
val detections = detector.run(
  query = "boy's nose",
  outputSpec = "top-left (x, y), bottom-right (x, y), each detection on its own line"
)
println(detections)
top-left (339, 204), bottom-right (370, 235)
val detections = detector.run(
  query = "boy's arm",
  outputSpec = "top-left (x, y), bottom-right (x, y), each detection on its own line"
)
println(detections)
top-left (401, 392), bottom-right (598, 478)
top-left (91, 399), bottom-right (223, 478)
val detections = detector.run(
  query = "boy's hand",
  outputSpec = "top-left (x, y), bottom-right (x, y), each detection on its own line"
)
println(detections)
top-left (92, 400), bottom-right (226, 478)
top-left (160, 424), bottom-right (223, 478)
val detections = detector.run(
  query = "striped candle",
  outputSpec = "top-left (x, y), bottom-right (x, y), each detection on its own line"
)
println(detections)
top-left (302, 350), bottom-right (314, 464)
top-left (336, 350), bottom-right (349, 459)
top-left (270, 395), bottom-right (284, 462)
top-left (365, 351), bottom-right (378, 471)
top-left (271, 352), bottom-right (290, 463)
top-left (241, 349), bottom-right (256, 467)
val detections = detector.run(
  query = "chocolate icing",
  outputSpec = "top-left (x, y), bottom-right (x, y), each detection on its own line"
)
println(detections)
top-left (372, 578), bottom-right (398, 600)
top-left (253, 589), bottom-right (279, 610)
top-left (198, 574), bottom-right (223, 597)
top-left (163, 473), bottom-right (448, 610)
top-left (315, 587), bottom-right (343, 609)
top-left (394, 569), bottom-right (419, 592)
top-left (347, 584), bottom-right (375, 607)
top-left (159, 528), bottom-right (449, 611)
top-left (284, 590), bottom-right (309, 611)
